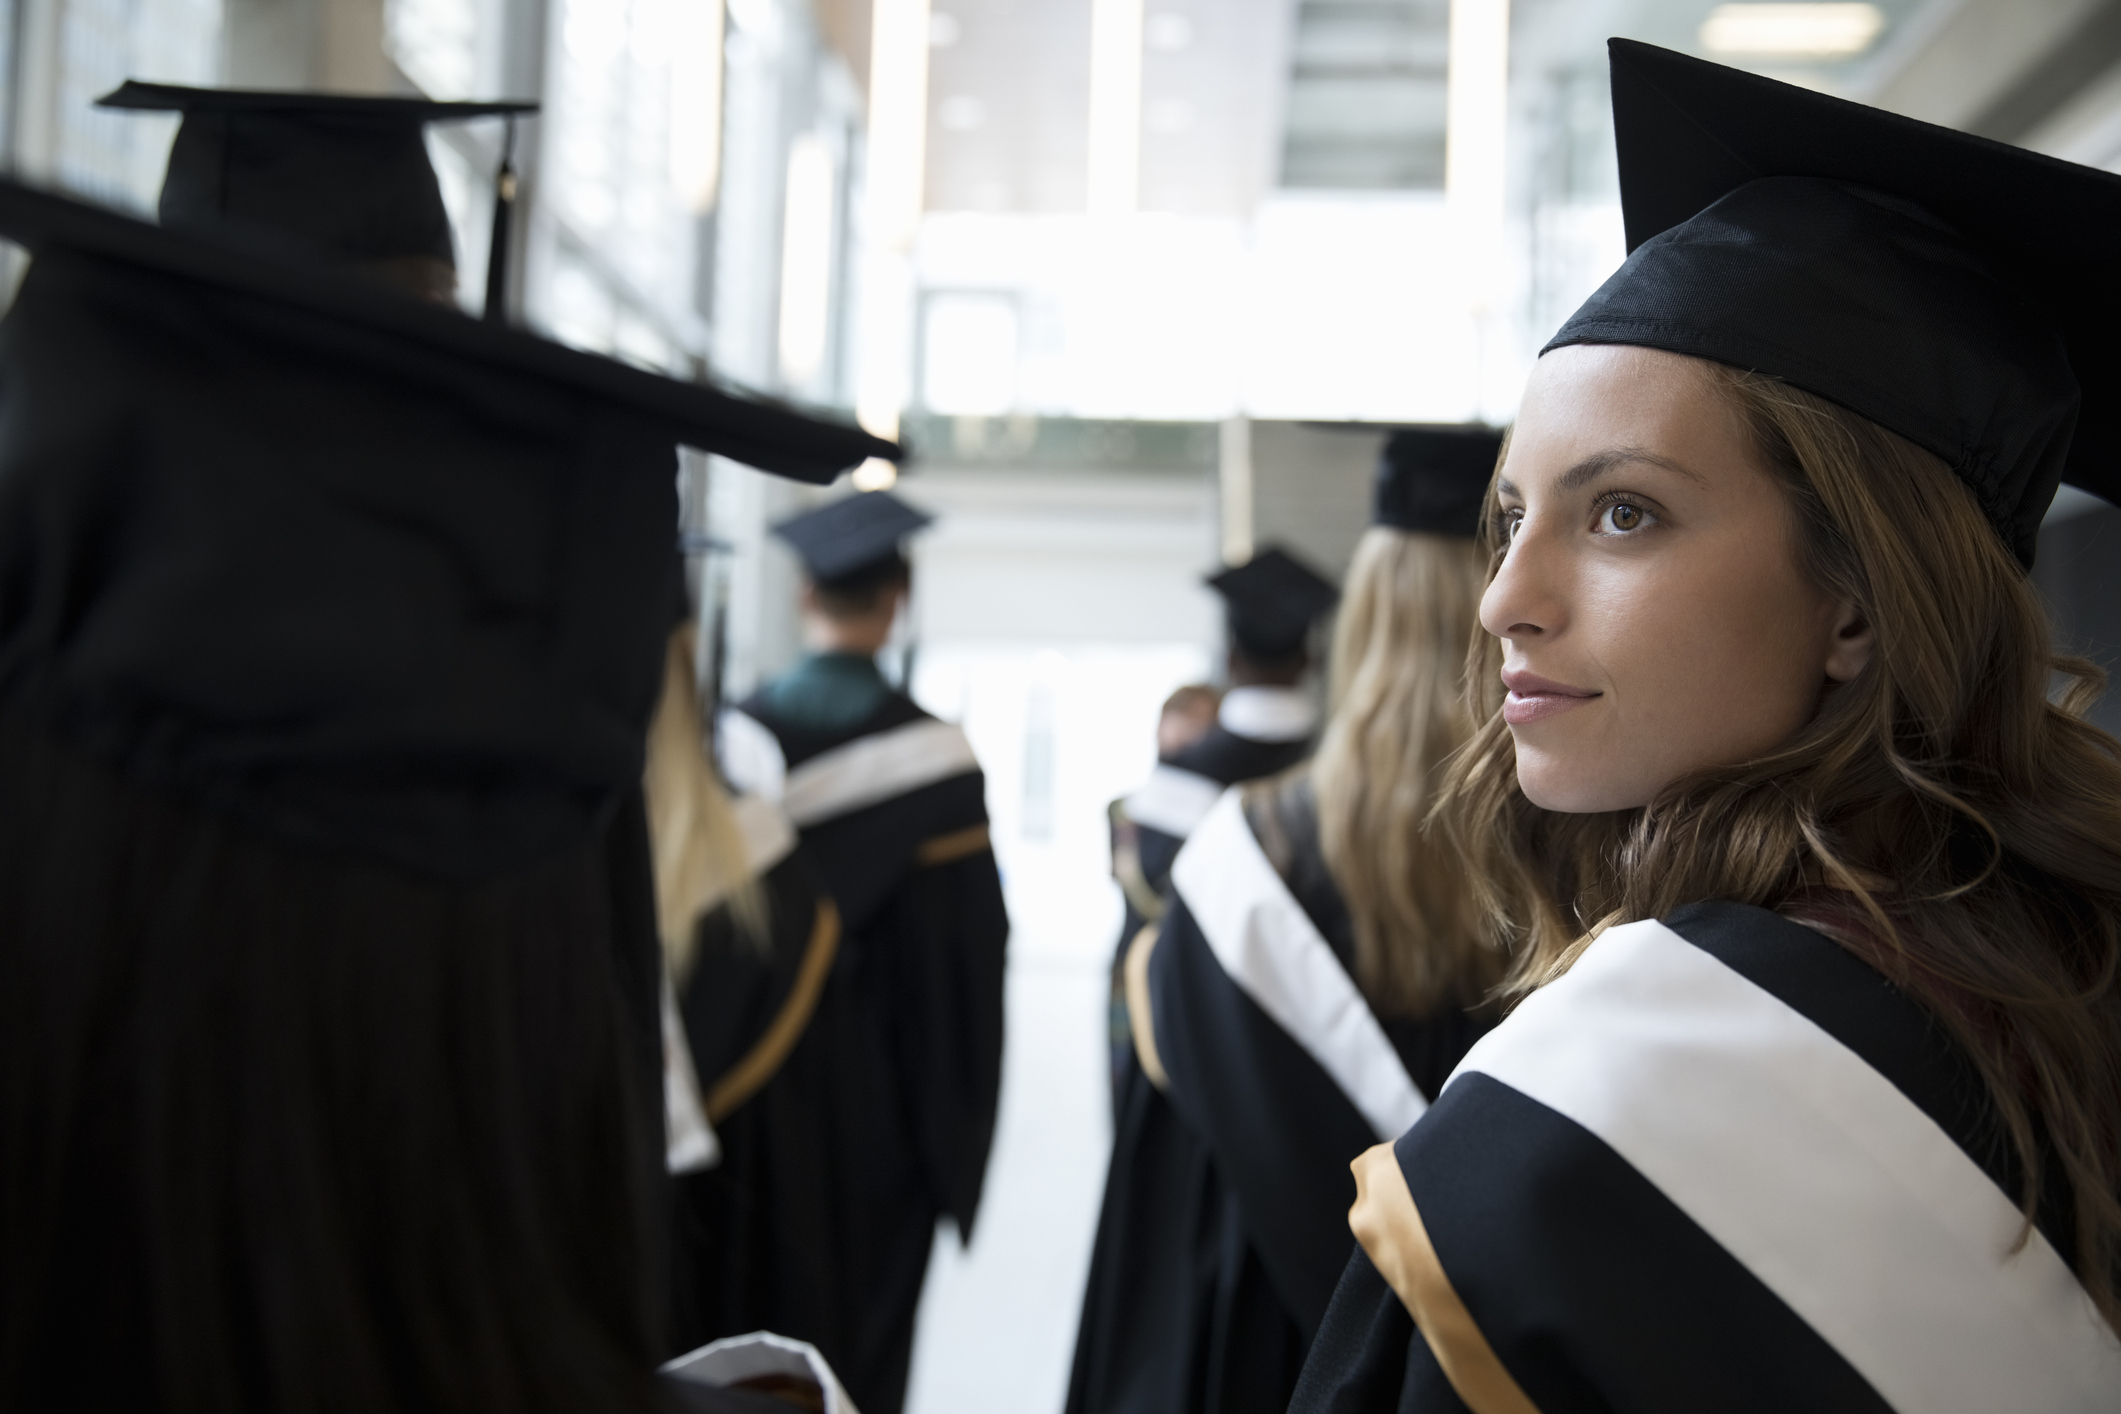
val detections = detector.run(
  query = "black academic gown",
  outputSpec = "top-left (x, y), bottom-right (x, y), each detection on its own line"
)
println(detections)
top-left (669, 843), bottom-right (860, 1355)
top-left (1122, 725), bottom-right (1312, 937)
top-left (1068, 772), bottom-right (1493, 1414)
top-left (1108, 723), bottom-right (1313, 1097)
top-left (721, 688), bottom-right (1009, 1414)
top-left (1289, 902), bottom-right (2121, 1414)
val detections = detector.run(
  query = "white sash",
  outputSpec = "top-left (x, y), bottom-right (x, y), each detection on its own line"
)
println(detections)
top-left (1171, 789), bottom-right (1426, 1140)
top-left (1123, 763), bottom-right (1225, 839)
top-left (1451, 919), bottom-right (2121, 1414)
top-left (732, 790), bottom-right (797, 878)
top-left (719, 710), bottom-right (979, 830)
top-left (781, 717), bottom-right (979, 828)
top-left (1218, 684), bottom-right (1319, 743)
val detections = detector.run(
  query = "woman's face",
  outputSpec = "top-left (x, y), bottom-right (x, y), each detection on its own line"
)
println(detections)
top-left (1486, 345), bottom-right (1873, 813)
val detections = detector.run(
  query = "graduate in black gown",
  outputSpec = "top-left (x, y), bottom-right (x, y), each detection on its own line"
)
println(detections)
top-left (715, 490), bottom-right (1009, 1414)
top-left (0, 87), bottom-right (892, 1413)
top-left (1105, 546), bottom-right (1339, 1093)
top-left (1066, 430), bottom-right (1507, 1414)
top-left (641, 605), bottom-right (893, 1393)
top-left (1293, 43), bottom-right (2121, 1414)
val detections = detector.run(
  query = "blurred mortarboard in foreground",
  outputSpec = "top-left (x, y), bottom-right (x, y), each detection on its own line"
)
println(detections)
top-left (1546, 40), bottom-right (2121, 567)
top-left (1375, 425), bottom-right (1505, 538)
top-left (98, 80), bottom-right (533, 276)
top-left (1208, 547), bottom-right (1339, 659)
top-left (0, 177), bottom-right (896, 880)
top-left (772, 491), bottom-right (935, 583)
top-left (0, 176), bottom-right (891, 480)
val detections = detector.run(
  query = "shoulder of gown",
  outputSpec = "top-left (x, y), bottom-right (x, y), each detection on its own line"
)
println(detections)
top-left (1295, 900), bottom-right (2121, 1414)
top-left (1167, 722), bottom-right (1311, 790)
top-left (1140, 780), bottom-right (1487, 1337)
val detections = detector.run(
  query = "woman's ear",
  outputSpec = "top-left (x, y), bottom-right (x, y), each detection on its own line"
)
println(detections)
top-left (1823, 598), bottom-right (1876, 683)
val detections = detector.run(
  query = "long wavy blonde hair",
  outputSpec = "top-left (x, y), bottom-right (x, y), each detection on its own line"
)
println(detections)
top-left (644, 625), bottom-right (768, 980)
top-left (1311, 526), bottom-right (1499, 1017)
top-left (1436, 363), bottom-right (2121, 1328)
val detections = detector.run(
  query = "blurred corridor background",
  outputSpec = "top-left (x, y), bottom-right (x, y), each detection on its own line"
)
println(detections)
top-left (8, 0), bottom-right (2121, 1407)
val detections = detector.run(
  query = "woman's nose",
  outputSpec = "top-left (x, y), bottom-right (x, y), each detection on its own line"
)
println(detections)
top-left (1480, 519), bottom-right (1560, 642)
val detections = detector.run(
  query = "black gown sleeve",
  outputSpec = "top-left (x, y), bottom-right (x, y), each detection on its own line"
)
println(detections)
top-left (1149, 893), bottom-right (1381, 1338)
top-left (1063, 1044), bottom-right (1226, 1414)
top-left (883, 818), bottom-right (1009, 1234)
top-left (1288, 1251), bottom-right (1469, 1414)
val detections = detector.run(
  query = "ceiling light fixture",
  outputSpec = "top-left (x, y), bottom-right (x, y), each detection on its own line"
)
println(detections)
top-left (1699, 3), bottom-right (1886, 59)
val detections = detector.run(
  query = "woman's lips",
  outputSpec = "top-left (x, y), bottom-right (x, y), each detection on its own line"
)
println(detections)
top-left (1501, 668), bottom-right (1601, 726)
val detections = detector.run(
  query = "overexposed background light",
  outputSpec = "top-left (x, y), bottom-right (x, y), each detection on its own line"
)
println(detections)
top-left (911, 198), bottom-right (1514, 425)
top-left (777, 133), bottom-right (838, 386)
top-left (1446, 0), bottom-right (1511, 227)
top-left (1085, 0), bottom-right (1145, 215)
top-left (25, 0), bottom-right (222, 212)
top-left (388, 0), bottom-right (479, 96)
top-left (668, 0), bottom-right (727, 211)
top-left (857, 0), bottom-right (933, 443)
top-left (922, 293), bottom-right (1021, 414)
top-left (1699, 3), bottom-right (1887, 58)
top-left (868, 0), bottom-right (933, 250)
top-left (852, 458), bottom-right (901, 491)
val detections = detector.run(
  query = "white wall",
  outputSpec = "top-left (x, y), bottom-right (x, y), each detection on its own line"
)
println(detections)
top-left (902, 465), bottom-right (1221, 646)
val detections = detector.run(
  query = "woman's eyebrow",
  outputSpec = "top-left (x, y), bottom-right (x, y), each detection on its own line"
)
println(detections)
top-left (1557, 447), bottom-right (1704, 491)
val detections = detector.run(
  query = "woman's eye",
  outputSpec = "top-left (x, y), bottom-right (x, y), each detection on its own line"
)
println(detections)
top-left (1500, 508), bottom-right (1525, 544)
top-left (1595, 500), bottom-right (1653, 534)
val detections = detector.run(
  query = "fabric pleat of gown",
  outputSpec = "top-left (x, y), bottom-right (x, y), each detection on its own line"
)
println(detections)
top-left (1068, 770), bottom-right (1494, 1414)
top-left (1106, 706), bottom-right (1316, 1101)
top-left (668, 839), bottom-right (851, 1352)
top-left (1288, 902), bottom-right (2121, 1414)
top-left (712, 667), bottom-right (1008, 1414)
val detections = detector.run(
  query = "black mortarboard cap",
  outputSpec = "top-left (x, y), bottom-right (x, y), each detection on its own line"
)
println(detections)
top-left (772, 491), bottom-right (935, 582)
top-left (0, 179), bottom-right (896, 881)
top-left (1544, 40), bottom-right (2121, 568)
top-left (97, 80), bottom-right (535, 268)
top-left (1375, 425), bottom-right (1505, 537)
top-left (0, 177), bottom-right (893, 480)
top-left (1208, 546), bottom-right (1339, 659)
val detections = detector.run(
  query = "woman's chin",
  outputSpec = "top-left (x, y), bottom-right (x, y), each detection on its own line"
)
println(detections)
top-left (1514, 758), bottom-right (1655, 815)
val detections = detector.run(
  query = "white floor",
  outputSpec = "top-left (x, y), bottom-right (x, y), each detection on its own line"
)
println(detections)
top-left (899, 954), bottom-right (1110, 1414)
top-left (900, 642), bottom-right (1210, 1414)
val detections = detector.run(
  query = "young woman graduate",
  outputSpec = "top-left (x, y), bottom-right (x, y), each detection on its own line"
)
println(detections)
top-left (0, 87), bottom-right (891, 1413)
top-left (1065, 427), bottom-right (1508, 1414)
top-left (1291, 41), bottom-right (2121, 1414)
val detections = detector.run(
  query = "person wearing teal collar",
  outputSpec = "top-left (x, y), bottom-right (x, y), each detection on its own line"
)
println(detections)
top-left (750, 542), bottom-right (910, 733)
top-left (704, 490), bottom-right (1008, 1414)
